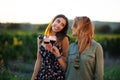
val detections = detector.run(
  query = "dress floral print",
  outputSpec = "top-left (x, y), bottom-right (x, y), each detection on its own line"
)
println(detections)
top-left (35, 44), bottom-right (65, 80)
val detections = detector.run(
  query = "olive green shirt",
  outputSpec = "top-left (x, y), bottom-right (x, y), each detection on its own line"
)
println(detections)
top-left (66, 40), bottom-right (104, 80)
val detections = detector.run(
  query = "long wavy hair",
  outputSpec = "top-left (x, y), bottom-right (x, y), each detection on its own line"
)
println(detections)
top-left (45, 14), bottom-right (69, 42)
top-left (73, 16), bottom-right (94, 54)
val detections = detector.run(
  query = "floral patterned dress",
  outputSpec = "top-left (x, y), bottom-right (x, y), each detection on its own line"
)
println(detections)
top-left (35, 44), bottom-right (65, 80)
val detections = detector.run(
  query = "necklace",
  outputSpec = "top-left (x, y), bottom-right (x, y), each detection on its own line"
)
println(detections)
top-left (74, 54), bottom-right (80, 70)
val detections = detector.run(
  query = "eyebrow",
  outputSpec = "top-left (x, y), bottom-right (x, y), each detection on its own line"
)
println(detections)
top-left (57, 18), bottom-right (66, 26)
top-left (61, 23), bottom-right (65, 27)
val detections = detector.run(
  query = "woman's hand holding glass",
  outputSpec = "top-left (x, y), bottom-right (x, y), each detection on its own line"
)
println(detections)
top-left (43, 35), bottom-right (52, 51)
top-left (43, 35), bottom-right (57, 52)
top-left (43, 35), bottom-right (61, 57)
top-left (51, 46), bottom-right (61, 57)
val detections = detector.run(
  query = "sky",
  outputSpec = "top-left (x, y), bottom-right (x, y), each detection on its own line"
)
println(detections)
top-left (0, 0), bottom-right (120, 24)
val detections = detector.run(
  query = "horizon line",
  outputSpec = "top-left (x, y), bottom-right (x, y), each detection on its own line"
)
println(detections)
top-left (0, 20), bottom-right (120, 24)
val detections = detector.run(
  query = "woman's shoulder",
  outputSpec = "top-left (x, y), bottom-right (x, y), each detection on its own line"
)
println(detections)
top-left (62, 35), bottom-right (70, 42)
top-left (92, 40), bottom-right (102, 48)
top-left (59, 35), bottom-right (69, 47)
top-left (64, 35), bottom-right (70, 41)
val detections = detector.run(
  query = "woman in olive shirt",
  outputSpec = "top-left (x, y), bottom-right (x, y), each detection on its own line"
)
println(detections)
top-left (65, 16), bottom-right (104, 80)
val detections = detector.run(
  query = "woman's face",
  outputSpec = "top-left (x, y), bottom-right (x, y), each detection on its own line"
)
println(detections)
top-left (51, 17), bottom-right (66, 33)
top-left (71, 24), bottom-right (77, 36)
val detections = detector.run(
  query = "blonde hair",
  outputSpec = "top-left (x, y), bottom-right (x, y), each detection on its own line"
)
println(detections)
top-left (44, 18), bottom-right (54, 35)
top-left (73, 16), bottom-right (94, 54)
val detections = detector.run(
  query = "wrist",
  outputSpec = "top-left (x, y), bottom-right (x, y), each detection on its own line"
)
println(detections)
top-left (56, 55), bottom-right (62, 60)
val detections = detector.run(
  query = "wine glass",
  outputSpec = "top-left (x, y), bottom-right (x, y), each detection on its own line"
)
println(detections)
top-left (43, 35), bottom-right (50, 44)
top-left (49, 36), bottom-right (57, 45)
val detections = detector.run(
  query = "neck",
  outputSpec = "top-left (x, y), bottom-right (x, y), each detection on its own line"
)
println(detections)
top-left (50, 31), bottom-right (56, 36)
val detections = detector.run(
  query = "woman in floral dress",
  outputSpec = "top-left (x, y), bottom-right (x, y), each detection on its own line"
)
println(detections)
top-left (31, 14), bottom-right (69, 80)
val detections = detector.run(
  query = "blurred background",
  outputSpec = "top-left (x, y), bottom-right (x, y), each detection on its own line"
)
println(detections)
top-left (0, 0), bottom-right (120, 80)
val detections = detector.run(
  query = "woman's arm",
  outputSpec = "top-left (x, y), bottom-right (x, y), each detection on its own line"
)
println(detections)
top-left (31, 38), bottom-right (42, 80)
top-left (52, 36), bottom-right (69, 70)
top-left (95, 44), bottom-right (104, 80)
top-left (61, 36), bottom-right (69, 61)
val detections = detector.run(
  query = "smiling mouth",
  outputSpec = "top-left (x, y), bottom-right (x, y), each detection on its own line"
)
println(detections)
top-left (54, 27), bottom-right (59, 30)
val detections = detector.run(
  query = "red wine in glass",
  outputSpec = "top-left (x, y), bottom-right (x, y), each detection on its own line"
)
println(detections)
top-left (44, 41), bottom-right (50, 44)
top-left (43, 35), bottom-right (50, 44)
top-left (50, 40), bottom-right (56, 45)
top-left (49, 36), bottom-right (56, 45)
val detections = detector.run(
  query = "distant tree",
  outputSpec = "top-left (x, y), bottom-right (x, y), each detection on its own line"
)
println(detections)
top-left (95, 24), bottom-right (111, 33)
top-left (0, 23), bottom-right (4, 29)
top-left (5, 23), bottom-right (21, 30)
top-left (112, 25), bottom-right (120, 34)
top-left (36, 23), bottom-right (48, 31)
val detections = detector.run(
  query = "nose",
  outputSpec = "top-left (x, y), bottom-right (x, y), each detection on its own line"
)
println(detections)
top-left (55, 24), bottom-right (61, 29)
top-left (57, 23), bottom-right (61, 27)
